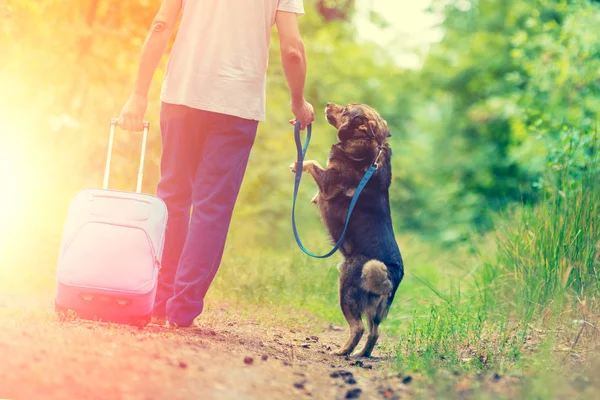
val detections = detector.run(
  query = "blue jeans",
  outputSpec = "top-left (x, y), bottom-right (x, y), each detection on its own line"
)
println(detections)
top-left (154, 102), bottom-right (258, 326)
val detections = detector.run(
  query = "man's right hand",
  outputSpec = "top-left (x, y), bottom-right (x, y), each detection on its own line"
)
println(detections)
top-left (290, 98), bottom-right (315, 130)
top-left (118, 93), bottom-right (148, 132)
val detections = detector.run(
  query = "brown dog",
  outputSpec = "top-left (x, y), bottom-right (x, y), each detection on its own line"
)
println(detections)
top-left (290, 103), bottom-right (404, 357)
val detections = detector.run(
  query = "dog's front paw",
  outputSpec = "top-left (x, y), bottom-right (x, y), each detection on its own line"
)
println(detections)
top-left (289, 162), bottom-right (297, 173)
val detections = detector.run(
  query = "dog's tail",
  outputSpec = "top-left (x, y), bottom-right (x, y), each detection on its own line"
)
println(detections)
top-left (361, 260), bottom-right (393, 295)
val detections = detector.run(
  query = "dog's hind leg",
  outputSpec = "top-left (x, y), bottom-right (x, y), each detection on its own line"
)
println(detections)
top-left (354, 297), bottom-right (390, 357)
top-left (353, 310), bottom-right (380, 358)
top-left (333, 296), bottom-right (364, 356)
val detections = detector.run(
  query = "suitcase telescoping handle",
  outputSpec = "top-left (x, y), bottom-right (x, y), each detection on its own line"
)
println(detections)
top-left (105, 118), bottom-right (150, 193)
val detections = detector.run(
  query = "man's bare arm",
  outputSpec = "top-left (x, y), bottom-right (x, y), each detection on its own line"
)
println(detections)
top-left (119, 0), bottom-right (181, 131)
top-left (276, 11), bottom-right (306, 104)
top-left (133, 0), bottom-right (181, 97)
top-left (276, 11), bottom-right (314, 128)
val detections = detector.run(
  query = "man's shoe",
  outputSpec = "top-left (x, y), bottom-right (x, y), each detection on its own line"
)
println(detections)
top-left (150, 315), bottom-right (168, 326)
top-left (165, 320), bottom-right (201, 331)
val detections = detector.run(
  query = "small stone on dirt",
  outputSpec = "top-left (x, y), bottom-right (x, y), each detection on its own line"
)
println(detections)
top-left (178, 361), bottom-right (188, 369)
top-left (244, 357), bottom-right (254, 365)
top-left (293, 381), bottom-right (305, 390)
top-left (571, 376), bottom-right (591, 392)
top-left (345, 377), bottom-right (357, 385)
top-left (402, 376), bottom-right (413, 385)
top-left (261, 355), bottom-right (269, 361)
top-left (493, 373), bottom-right (502, 381)
top-left (345, 388), bottom-right (362, 399)
top-left (331, 370), bottom-right (354, 379)
top-left (300, 343), bottom-right (311, 348)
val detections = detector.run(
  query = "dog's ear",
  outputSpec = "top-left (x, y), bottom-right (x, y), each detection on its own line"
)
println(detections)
top-left (357, 119), bottom-right (377, 133)
top-left (337, 123), bottom-right (354, 140)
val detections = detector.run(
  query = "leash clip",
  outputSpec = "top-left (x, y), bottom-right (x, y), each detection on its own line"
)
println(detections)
top-left (373, 148), bottom-right (384, 169)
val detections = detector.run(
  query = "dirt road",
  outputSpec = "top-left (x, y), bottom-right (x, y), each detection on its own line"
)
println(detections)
top-left (0, 296), bottom-right (520, 400)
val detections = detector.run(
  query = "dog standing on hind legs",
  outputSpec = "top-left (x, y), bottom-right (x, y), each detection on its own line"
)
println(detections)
top-left (290, 102), bottom-right (404, 357)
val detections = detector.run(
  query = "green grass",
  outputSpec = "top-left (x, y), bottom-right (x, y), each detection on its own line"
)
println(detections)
top-left (495, 172), bottom-right (600, 318)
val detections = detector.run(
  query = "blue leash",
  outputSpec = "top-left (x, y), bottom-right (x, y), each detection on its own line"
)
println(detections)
top-left (291, 121), bottom-right (379, 258)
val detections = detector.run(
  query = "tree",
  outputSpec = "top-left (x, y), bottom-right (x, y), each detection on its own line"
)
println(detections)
top-left (392, 0), bottom-right (600, 241)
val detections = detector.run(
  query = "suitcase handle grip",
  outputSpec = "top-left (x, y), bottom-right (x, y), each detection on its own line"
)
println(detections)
top-left (104, 118), bottom-right (150, 193)
top-left (110, 118), bottom-right (150, 129)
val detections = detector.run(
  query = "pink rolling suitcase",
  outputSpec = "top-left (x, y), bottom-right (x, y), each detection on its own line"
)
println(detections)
top-left (55, 119), bottom-right (167, 327)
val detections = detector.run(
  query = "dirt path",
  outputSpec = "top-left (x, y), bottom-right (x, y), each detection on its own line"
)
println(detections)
top-left (0, 296), bottom-right (518, 400)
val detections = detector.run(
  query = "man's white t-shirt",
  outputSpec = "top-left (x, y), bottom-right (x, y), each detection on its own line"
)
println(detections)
top-left (160, 0), bottom-right (305, 121)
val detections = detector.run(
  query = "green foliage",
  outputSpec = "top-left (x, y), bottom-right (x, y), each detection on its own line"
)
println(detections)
top-left (516, 1), bottom-right (600, 135)
top-left (395, 0), bottom-right (600, 242)
top-left (496, 129), bottom-right (600, 312)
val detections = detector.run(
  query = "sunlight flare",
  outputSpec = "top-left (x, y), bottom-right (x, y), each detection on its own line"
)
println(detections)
top-left (0, 116), bottom-right (27, 254)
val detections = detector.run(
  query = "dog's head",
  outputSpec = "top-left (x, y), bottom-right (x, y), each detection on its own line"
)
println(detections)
top-left (325, 103), bottom-right (390, 143)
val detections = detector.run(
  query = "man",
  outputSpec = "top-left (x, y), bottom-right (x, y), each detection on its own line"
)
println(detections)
top-left (118, 0), bottom-right (314, 327)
